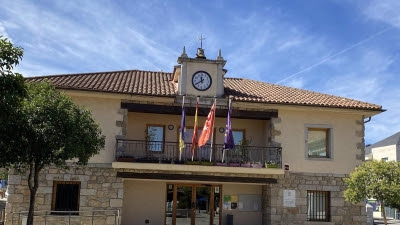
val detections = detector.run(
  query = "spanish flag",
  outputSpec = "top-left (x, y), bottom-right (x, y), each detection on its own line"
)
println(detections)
top-left (198, 102), bottom-right (216, 147)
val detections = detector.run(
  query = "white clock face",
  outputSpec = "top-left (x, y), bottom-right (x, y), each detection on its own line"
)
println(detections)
top-left (192, 71), bottom-right (212, 91)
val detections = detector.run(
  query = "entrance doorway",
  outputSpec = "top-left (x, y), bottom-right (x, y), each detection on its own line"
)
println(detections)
top-left (165, 184), bottom-right (221, 225)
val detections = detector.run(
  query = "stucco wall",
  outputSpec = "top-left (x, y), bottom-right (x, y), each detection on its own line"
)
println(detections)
top-left (222, 184), bottom-right (263, 225)
top-left (185, 61), bottom-right (219, 97)
top-left (126, 112), bottom-right (268, 146)
top-left (69, 95), bottom-right (123, 164)
top-left (122, 180), bottom-right (165, 225)
top-left (371, 145), bottom-right (397, 161)
top-left (274, 108), bottom-right (364, 174)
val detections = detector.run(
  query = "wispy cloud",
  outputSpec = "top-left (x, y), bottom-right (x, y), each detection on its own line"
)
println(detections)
top-left (363, 0), bottom-right (400, 28)
top-left (1, 0), bottom-right (399, 144)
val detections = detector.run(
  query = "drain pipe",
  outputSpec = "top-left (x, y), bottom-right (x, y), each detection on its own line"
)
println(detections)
top-left (364, 117), bottom-right (371, 123)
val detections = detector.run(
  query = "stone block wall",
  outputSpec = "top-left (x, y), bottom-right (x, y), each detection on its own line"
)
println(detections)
top-left (262, 172), bottom-right (366, 225)
top-left (5, 164), bottom-right (123, 225)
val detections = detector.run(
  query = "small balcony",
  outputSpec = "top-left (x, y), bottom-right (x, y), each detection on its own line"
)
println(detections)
top-left (115, 139), bottom-right (282, 168)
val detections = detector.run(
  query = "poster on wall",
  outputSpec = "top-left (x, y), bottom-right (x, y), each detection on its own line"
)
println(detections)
top-left (224, 195), bottom-right (231, 210)
top-left (283, 189), bottom-right (296, 207)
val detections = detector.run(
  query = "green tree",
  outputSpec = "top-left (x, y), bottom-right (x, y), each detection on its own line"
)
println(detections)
top-left (0, 36), bottom-right (26, 156)
top-left (344, 160), bottom-right (400, 225)
top-left (0, 36), bottom-right (105, 225)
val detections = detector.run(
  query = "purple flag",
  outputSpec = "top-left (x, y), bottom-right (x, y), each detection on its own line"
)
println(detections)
top-left (224, 100), bottom-right (234, 149)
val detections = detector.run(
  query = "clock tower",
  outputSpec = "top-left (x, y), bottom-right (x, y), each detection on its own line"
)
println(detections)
top-left (174, 46), bottom-right (227, 98)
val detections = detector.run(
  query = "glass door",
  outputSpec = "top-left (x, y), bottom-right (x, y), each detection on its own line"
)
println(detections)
top-left (195, 186), bottom-right (211, 225)
top-left (166, 184), bottom-right (221, 225)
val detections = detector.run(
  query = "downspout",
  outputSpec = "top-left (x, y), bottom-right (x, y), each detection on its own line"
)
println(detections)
top-left (364, 117), bottom-right (372, 123)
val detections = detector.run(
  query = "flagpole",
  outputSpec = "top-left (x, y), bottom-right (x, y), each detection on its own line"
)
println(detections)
top-left (209, 97), bottom-right (217, 162)
top-left (192, 96), bottom-right (199, 161)
top-left (179, 95), bottom-right (185, 161)
top-left (222, 98), bottom-right (231, 163)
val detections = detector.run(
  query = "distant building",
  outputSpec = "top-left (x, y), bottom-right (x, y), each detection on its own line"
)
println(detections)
top-left (365, 132), bottom-right (400, 161)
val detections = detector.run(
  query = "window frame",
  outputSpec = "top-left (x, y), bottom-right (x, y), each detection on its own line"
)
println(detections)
top-left (305, 124), bottom-right (333, 160)
top-left (232, 129), bottom-right (246, 146)
top-left (307, 190), bottom-right (330, 222)
top-left (146, 124), bottom-right (165, 152)
top-left (51, 181), bottom-right (81, 215)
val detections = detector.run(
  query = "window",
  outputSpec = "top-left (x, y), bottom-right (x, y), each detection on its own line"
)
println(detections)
top-left (232, 130), bottom-right (244, 145)
top-left (306, 127), bottom-right (331, 158)
top-left (382, 157), bottom-right (389, 162)
top-left (307, 191), bottom-right (330, 221)
top-left (52, 181), bottom-right (80, 214)
top-left (147, 125), bottom-right (164, 152)
top-left (182, 127), bottom-right (212, 144)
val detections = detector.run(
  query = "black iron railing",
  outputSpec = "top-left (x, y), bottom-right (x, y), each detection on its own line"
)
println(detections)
top-left (115, 139), bottom-right (282, 168)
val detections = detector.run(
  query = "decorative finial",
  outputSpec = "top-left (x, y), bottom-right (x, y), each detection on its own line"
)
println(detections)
top-left (195, 34), bottom-right (206, 59)
top-left (181, 46), bottom-right (188, 58)
top-left (217, 49), bottom-right (224, 60)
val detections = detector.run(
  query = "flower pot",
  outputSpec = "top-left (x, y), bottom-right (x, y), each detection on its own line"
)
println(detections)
top-left (266, 164), bottom-right (279, 168)
top-left (251, 163), bottom-right (263, 168)
top-left (241, 163), bottom-right (251, 168)
top-left (185, 161), bottom-right (201, 165)
top-left (228, 162), bottom-right (241, 167)
top-left (201, 161), bottom-right (214, 166)
top-left (117, 157), bottom-right (134, 162)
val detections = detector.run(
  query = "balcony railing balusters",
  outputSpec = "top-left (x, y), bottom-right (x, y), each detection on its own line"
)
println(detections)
top-left (115, 139), bottom-right (282, 168)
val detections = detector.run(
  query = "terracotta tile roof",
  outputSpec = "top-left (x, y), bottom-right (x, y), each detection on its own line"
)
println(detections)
top-left (26, 69), bottom-right (382, 111)
top-left (224, 78), bottom-right (382, 110)
top-left (26, 70), bottom-right (176, 96)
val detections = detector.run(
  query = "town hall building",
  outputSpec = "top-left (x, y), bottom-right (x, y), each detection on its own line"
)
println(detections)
top-left (5, 46), bottom-right (383, 225)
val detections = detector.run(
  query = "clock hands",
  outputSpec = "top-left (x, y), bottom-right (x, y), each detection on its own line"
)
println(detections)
top-left (195, 77), bottom-right (204, 85)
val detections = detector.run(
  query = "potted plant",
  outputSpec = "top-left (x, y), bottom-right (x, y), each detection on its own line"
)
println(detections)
top-left (251, 162), bottom-right (263, 168)
top-left (215, 162), bottom-right (227, 166)
top-left (241, 162), bottom-right (251, 167)
top-left (265, 161), bottom-right (279, 168)
top-left (201, 161), bottom-right (214, 166)
top-left (185, 161), bottom-right (201, 165)
top-left (228, 162), bottom-right (241, 167)
top-left (117, 155), bottom-right (134, 162)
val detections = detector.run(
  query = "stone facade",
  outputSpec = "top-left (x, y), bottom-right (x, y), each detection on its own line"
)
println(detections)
top-left (263, 172), bottom-right (366, 225)
top-left (5, 164), bottom-right (123, 225)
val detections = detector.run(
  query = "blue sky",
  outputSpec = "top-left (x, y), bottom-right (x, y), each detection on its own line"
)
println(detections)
top-left (1, 0), bottom-right (399, 144)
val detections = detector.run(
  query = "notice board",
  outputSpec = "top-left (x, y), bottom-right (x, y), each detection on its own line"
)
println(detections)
top-left (238, 194), bottom-right (261, 211)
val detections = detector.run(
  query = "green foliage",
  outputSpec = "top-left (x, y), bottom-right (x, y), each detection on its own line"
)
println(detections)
top-left (1, 80), bottom-right (106, 169)
top-left (0, 35), bottom-right (23, 73)
top-left (0, 36), bottom-right (27, 166)
top-left (344, 160), bottom-right (400, 207)
top-left (0, 36), bottom-right (105, 225)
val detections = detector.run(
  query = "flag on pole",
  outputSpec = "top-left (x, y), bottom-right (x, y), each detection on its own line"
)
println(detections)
top-left (198, 101), bottom-right (216, 147)
top-left (224, 99), bottom-right (234, 149)
top-left (179, 96), bottom-right (186, 160)
top-left (191, 98), bottom-right (199, 159)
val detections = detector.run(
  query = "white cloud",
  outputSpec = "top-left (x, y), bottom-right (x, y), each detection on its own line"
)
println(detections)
top-left (364, 0), bottom-right (400, 28)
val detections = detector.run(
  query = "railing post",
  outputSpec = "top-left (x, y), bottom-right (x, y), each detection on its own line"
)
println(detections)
top-left (91, 211), bottom-right (94, 225)
top-left (44, 211), bottom-right (47, 225)
top-left (68, 213), bottom-right (71, 225)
